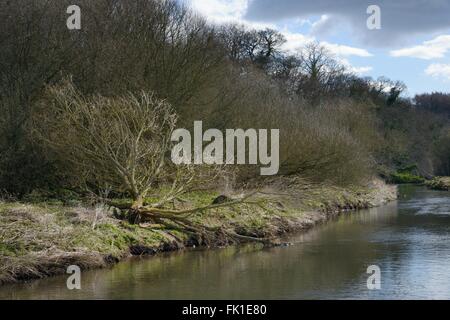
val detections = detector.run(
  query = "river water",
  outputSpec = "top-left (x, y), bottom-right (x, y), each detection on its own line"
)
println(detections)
top-left (1, 185), bottom-right (449, 299)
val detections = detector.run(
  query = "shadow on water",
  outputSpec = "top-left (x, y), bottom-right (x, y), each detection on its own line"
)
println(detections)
top-left (1, 185), bottom-right (449, 299)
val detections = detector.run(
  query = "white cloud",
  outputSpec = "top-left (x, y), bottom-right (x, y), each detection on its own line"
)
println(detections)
top-left (322, 42), bottom-right (373, 57)
top-left (349, 65), bottom-right (373, 75)
top-left (187, 0), bottom-right (372, 74)
top-left (245, 0), bottom-right (450, 47)
top-left (188, 0), bottom-right (276, 31)
top-left (280, 31), bottom-right (372, 58)
top-left (188, 0), bottom-right (372, 58)
top-left (390, 35), bottom-right (450, 60)
top-left (310, 15), bottom-right (344, 37)
top-left (281, 36), bottom-right (373, 74)
top-left (188, 0), bottom-right (249, 24)
top-left (310, 15), bottom-right (330, 33)
top-left (280, 30), bottom-right (313, 53)
top-left (339, 58), bottom-right (373, 75)
top-left (425, 63), bottom-right (450, 80)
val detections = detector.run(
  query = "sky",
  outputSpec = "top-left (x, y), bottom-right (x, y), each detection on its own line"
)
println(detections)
top-left (185, 0), bottom-right (450, 96)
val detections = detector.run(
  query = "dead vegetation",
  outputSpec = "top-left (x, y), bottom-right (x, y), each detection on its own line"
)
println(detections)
top-left (0, 178), bottom-right (397, 285)
top-left (426, 177), bottom-right (450, 191)
top-left (32, 81), bottom-right (277, 244)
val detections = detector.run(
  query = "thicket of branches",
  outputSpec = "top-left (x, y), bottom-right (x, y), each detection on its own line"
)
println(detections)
top-left (1, 0), bottom-right (449, 199)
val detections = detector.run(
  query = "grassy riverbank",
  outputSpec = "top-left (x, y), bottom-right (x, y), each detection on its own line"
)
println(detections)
top-left (0, 178), bottom-right (396, 285)
top-left (426, 177), bottom-right (450, 191)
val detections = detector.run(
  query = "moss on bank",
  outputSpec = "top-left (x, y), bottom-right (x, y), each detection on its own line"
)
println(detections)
top-left (426, 177), bottom-right (450, 191)
top-left (390, 172), bottom-right (425, 184)
top-left (0, 178), bottom-right (396, 285)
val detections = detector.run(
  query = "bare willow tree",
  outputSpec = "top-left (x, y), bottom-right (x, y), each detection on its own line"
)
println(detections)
top-left (32, 80), bottom-right (265, 243)
top-left (33, 79), bottom-right (177, 210)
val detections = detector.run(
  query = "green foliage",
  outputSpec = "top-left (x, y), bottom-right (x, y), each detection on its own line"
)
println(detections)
top-left (390, 173), bottom-right (425, 184)
top-left (21, 189), bottom-right (81, 205)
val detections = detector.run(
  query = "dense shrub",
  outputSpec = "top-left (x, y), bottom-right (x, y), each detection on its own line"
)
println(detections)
top-left (0, 0), bottom-right (449, 196)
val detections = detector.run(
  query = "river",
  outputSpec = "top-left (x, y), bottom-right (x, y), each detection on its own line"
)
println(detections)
top-left (1, 185), bottom-right (449, 299)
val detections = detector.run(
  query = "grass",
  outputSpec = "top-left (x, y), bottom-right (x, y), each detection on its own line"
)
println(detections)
top-left (0, 177), bottom-right (397, 285)
top-left (390, 172), bottom-right (425, 184)
top-left (426, 177), bottom-right (450, 191)
top-left (0, 202), bottom-right (166, 284)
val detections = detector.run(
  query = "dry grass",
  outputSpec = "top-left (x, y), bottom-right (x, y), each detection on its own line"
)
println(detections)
top-left (0, 202), bottom-right (165, 284)
top-left (0, 250), bottom-right (107, 284)
top-left (426, 177), bottom-right (450, 191)
top-left (0, 177), bottom-right (397, 285)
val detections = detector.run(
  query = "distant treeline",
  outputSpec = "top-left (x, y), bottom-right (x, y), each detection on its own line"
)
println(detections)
top-left (0, 0), bottom-right (449, 196)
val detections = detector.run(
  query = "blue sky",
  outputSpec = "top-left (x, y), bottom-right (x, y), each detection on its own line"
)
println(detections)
top-left (186, 0), bottom-right (450, 96)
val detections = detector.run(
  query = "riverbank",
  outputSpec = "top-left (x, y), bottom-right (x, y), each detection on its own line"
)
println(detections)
top-left (426, 177), bottom-right (450, 191)
top-left (0, 177), bottom-right (397, 285)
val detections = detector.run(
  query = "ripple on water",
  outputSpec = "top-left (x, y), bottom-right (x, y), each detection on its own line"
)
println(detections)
top-left (400, 196), bottom-right (450, 215)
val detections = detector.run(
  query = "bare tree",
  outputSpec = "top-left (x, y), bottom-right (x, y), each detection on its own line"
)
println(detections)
top-left (255, 28), bottom-right (286, 65)
top-left (218, 24), bottom-right (285, 68)
top-left (296, 42), bottom-right (346, 102)
top-left (32, 80), bottom-right (266, 243)
top-left (33, 80), bottom-right (177, 209)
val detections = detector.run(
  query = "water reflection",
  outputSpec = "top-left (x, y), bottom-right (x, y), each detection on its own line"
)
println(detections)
top-left (1, 186), bottom-right (449, 299)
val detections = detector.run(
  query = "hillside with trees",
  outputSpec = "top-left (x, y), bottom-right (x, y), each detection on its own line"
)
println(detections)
top-left (1, 0), bottom-right (448, 195)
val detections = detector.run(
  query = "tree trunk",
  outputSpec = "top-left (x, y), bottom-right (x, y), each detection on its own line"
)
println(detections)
top-left (128, 195), bottom-right (144, 224)
top-left (131, 195), bottom-right (144, 210)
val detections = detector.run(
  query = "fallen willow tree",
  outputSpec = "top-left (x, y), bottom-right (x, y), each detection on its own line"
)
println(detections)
top-left (32, 80), bottom-right (269, 244)
top-left (125, 190), bottom-right (271, 245)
